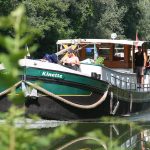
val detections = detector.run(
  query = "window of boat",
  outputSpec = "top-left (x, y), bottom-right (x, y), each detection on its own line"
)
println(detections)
top-left (85, 47), bottom-right (109, 60)
top-left (98, 43), bottom-right (110, 60)
top-left (98, 48), bottom-right (109, 60)
top-left (85, 44), bottom-right (125, 61)
top-left (86, 47), bottom-right (94, 58)
top-left (114, 44), bottom-right (124, 61)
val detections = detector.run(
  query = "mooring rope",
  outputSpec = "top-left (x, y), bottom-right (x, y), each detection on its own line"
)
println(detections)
top-left (0, 81), bottom-right (22, 97)
top-left (24, 81), bottom-right (109, 109)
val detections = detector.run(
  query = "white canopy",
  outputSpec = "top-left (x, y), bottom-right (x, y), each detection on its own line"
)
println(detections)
top-left (57, 39), bottom-right (146, 46)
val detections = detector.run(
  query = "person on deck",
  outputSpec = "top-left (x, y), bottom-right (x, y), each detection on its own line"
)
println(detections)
top-left (134, 46), bottom-right (147, 87)
top-left (144, 55), bottom-right (150, 75)
top-left (62, 49), bottom-right (80, 71)
top-left (42, 53), bottom-right (58, 63)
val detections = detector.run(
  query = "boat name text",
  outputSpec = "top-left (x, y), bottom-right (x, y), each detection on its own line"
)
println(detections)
top-left (42, 71), bottom-right (63, 79)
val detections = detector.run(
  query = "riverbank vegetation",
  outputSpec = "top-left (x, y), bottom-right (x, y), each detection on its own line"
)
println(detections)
top-left (0, 0), bottom-right (150, 57)
top-left (0, 1), bottom-right (150, 149)
top-left (0, 5), bottom-right (77, 150)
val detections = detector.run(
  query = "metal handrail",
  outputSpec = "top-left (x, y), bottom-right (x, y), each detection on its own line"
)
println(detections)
top-left (110, 75), bottom-right (150, 91)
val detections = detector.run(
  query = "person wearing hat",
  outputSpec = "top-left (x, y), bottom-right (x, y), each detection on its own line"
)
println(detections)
top-left (134, 46), bottom-right (147, 87)
top-left (62, 49), bottom-right (80, 71)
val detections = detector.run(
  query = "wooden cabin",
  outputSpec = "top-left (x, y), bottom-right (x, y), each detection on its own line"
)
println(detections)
top-left (57, 39), bottom-right (147, 71)
top-left (78, 42), bottom-right (134, 69)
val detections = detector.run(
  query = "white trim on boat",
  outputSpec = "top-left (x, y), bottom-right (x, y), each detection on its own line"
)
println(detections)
top-left (57, 39), bottom-right (146, 46)
top-left (19, 59), bottom-right (90, 77)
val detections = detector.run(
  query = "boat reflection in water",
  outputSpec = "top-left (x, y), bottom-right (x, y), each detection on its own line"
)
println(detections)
top-left (38, 118), bottom-right (150, 150)
top-left (121, 129), bottom-right (150, 150)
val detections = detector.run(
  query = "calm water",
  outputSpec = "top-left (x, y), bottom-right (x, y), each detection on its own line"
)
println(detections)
top-left (35, 111), bottom-right (150, 150)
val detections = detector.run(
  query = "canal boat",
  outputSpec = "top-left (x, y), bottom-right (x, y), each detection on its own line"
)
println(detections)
top-left (57, 39), bottom-right (150, 116)
top-left (0, 39), bottom-right (150, 120)
top-left (0, 56), bottom-right (110, 120)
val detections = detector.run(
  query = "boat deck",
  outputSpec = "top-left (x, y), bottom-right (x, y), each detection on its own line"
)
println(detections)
top-left (110, 75), bottom-right (150, 92)
top-left (101, 66), bottom-right (150, 92)
top-left (80, 63), bottom-right (150, 92)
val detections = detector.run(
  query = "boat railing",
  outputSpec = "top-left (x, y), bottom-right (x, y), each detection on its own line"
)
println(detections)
top-left (101, 65), bottom-right (150, 91)
top-left (110, 75), bottom-right (150, 91)
top-left (110, 75), bottom-right (136, 90)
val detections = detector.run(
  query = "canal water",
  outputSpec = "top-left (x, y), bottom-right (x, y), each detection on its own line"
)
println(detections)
top-left (34, 111), bottom-right (150, 150)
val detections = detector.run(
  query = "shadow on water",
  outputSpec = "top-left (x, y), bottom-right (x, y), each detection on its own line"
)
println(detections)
top-left (35, 111), bottom-right (150, 150)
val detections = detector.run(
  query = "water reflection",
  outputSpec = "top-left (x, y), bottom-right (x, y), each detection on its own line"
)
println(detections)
top-left (37, 119), bottom-right (150, 150)
top-left (121, 129), bottom-right (150, 150)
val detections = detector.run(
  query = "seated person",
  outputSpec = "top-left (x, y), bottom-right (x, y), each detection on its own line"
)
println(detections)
top-left (62, 49), bottom-right (80, 71)
top-left (41, 53), bottom-right (58, 63)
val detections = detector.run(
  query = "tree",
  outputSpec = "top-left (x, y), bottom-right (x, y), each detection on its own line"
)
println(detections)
top-left (137, 0), bottom-right (150, 40)
top-left (0, 6), bottom-right (76, 150)
top-left (1, 0), bottom-right (149, 56)
top-left (117, 0), bottom-right (140, 40)
top-left (96, 0), bottom-right (127, 39)
top-left (0, 0), bottom-right (19, 16)
top-left (0, 0), bottom-right (22, 53)
top-left (22, 0), bottom-right (73, 57)
top-left (66, 0), bottom-right (127, 39)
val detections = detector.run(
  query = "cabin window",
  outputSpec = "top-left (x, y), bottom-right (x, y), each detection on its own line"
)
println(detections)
top-left (86, 47), bottom-right (110, 60)
top-left (86, 47), bottom-right (94, 58)
top-left (98, 48), bottom-right (109, 60)
top-left (113, 44), bottom-right (124, 61)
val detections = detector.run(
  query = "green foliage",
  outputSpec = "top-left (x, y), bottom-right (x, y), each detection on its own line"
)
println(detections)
top-left (96, 0), bottom-right (127, 39)
top-left (0, 5), bottom-right (37, 103)
top-left (0, 2), bottom-right (149, 150)
top-left (86, 129), bottom-right (125, 150)
top-left (67, 0), bottom-right (126, 39)
top-left (0, 106), bottom-right (77, 150)
top-left (95, 56), bottom-right (105, 65)
top-left (137, 0), bottom-right (150, 40)
top-left (117, 0), bottom-right (140, 39)
top-left (22, 0), bottom-right (71, 38)
top-left (0, 0), bottom-right (149, 56)
top-left (0, 5), bottom-right (77, 150)
top-left (0, 0), bottom-right (18, 16)
top-left (0, 107), bottom-right (46, 150)
top-left (21, 0), bottom-right (73, 56)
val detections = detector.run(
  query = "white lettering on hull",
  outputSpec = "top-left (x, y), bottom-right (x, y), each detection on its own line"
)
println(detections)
top-left (42, 71), bottom-right (63, 79)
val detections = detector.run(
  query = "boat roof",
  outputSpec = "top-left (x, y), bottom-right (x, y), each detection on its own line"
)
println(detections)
top-left (57, 39), bottom-right (146, 46)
